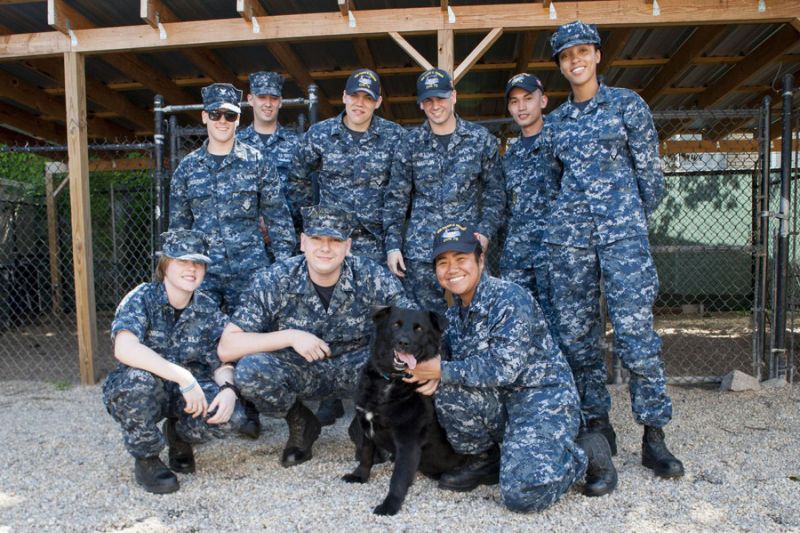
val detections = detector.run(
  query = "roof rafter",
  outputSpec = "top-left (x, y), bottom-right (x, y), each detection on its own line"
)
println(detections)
top-left (639, 25), bottom-right (727, 104)
top-left (597, 27), bottom-right (634, 76)
top-left (353, 37), bottom-right (396, 120)
top-left (265, 41), bottom-right (336, 118)
top-left (453, 27), bottom-right (503, 83)
top-left (0, 100), bottom-right (65, 143)
top-left (514, 31), bottom-right (537, 75)
top-left (696, 23), bottom-right (799, 108)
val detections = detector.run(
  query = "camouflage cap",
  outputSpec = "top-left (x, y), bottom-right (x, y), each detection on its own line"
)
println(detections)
top-left (157, 229), bottom-right (211, 264)
top-left (249, 71), bottom-right (283, 97)
top-left (416, 68), bottom-right (453, 104)
top-left (550, 20), bottom-right (601, 58)
top-left (505, 73), bottom-right (544, 100)
top-left (345, 68), bottom-right (381, 100)
top-left (431, 222), bottom-right (479, 261)
top-left (201, 83), bottom-right (242, 114)
top-left (301, 205), bottom-right (353, 240)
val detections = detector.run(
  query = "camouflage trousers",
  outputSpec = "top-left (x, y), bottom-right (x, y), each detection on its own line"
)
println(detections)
top-left (202, 267), bottom-right (267, 312)
top-left (501, 247), bottom-right (559, 344)
top-left (235, 348), bottom-right (369, 418)
top-left (547, 236), bottom-right (672, 428)
top-left (102, 365), bottom-right (246, 459)
top-left (403, 259), bottom-right (448, 314)
top-left (349, 231), bottom-right (386, 264)
top-left (435, 383), bottom-right (586, 512)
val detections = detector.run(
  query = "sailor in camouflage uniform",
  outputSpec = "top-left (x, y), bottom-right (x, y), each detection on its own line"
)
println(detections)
top-left (500, 73), bottom-right (561, 339)
top-left (384, 68), bottom-right (505, 315)
top-left (102, 229), bottom-right (246, 494)
top-left (169, 83), bottom-right (295, 310)
top-left (405, 223), bottom-right (617, 511)
top-left (218, 206), bottom-right (414, 468)
top-left (287, 68), bottom-right (405, 264)
top-left (546, 21), bottom-right (684, 479)
top-left (237, 71), bottom-right (304, 238)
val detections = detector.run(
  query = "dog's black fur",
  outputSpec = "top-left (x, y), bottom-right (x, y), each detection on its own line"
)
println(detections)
top-left (343, 306), bottom-right (468, 516)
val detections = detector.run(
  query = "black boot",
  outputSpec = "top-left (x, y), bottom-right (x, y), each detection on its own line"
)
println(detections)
top-left (438, 444), bottom-right (501, 492)
top-left (316, 399), bottom-right (345, 426)
top-left (281, 400), bottom-right (322, 467)
top-left (642, 426), bottom-right (684, 479)
top-left (134, 456), bottom-right (179, 494)
top-left (577, 432), bottom-right (618, 497)
top-left (163, 419), bottom-right (195, 474)
top-left (587, 415), bottom-right (618, 456)
top-left (239, 399), bottom-right (262, 439)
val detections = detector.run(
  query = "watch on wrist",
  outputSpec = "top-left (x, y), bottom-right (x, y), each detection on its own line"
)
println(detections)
top-left (219, 381), bottom-right (240, 399)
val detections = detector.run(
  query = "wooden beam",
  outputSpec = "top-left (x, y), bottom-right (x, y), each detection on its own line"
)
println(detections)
top-left (514, 31), bottom-right (537, 75)
top-left (0, 101), bottom-right (65, 142)
top-left (438, 29), bottom-right (454, 75)
top-left (338, 0), bottom-right (349, 18)
top-left (453, 27), bottom-right (503, 84)
top-left (352, 37), bottom-right (396, 120)
top-left (140, 0), bottom-right (176, 28)
top-left (265, 41), bottom-right (336, 118)
top-left (640, 25), bottom-right (727, 104)
top-left (237, 0), bottom-right (267, 21)
top-left (47, 0), bottom-right (93, 34)
top-left (63, 51), bottom-right (98, 385)
top-left (389, 32), bottom-right (435, 71)
top-left (104, 53), bottom-right (195, 107)
top-left (3, 0), bottom-right (800, 61)
top-left (697, 23), bottom-right (800, 108)
top-left (597, 27), bottom-right (634, 76)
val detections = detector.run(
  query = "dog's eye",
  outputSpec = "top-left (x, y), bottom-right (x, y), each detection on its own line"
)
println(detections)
top-left (413, 324), bottom-right (422, 332)
top-left (393, 321), bottom-right (402, 329)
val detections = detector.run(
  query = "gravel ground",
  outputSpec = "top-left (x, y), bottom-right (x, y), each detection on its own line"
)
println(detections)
top-left (0, 381), bottom-right (798, 532)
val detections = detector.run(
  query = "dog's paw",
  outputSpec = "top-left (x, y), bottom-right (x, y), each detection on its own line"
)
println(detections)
top-left (342, 473), bottom-right (367, 484)
top-left (373, 499), bottom-right (401, 516)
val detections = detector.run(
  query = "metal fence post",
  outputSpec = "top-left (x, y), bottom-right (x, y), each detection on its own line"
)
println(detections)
top-left (153, 95), bottom-right (165, 247)
top-left (753, 96), bottom-right (771, 380)
top-left (770, 74), bottom-right (794, 379)
top-left (308, 84), bottom-right (319, 125)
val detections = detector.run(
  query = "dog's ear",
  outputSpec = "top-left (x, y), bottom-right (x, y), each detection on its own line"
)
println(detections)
top-left (428, 311), bottom-right (448, 333)
top-left (371, 305), bottom-right (393, 323)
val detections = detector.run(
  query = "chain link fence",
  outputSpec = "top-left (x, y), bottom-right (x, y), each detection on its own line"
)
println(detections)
top-left (1, 103), bottom-right (797, 384)
top-left (0, 141), bottom-right (154, 382)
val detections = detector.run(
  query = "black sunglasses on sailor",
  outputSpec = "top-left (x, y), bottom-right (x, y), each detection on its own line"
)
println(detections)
top-left (207, 110), bottom-right (239, 122)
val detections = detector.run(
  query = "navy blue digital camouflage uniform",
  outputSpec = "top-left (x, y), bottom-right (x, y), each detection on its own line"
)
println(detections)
top-left (545, 79), bottom-right (670, 429)
top-left (287, 113), bottom-right (405, 263)
top-left (233, 254), bottom-right (414, 419)
top-left (237, 123), bottom-right (302, 236)
top-left (435, 271), bottom-right (586, 512)
top-left (102, 282), bottom-right (246, 459)
top-left (500, 123), bottom-right (561, 339)
top-left (384, 117), bottom-right (505, 313)
top-left (169, 139), bottom-right (295, 309)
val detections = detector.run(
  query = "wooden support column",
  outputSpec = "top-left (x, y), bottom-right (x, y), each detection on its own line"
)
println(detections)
top-left (438, 29), bottom-right (454, 75)
top-left (63, 51), bottom-right (97, 385)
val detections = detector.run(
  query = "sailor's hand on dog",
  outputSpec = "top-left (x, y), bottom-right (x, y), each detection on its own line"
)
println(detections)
top-left (415, 378), bottom-right (440, 396)
top-left (291, 330), bottom-right (331, 362)
top-left (403, 355), bottom-right (442, 386)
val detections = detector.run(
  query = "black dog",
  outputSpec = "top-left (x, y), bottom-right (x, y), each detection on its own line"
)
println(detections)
top-left (343, 306), bottom-right (468, 516)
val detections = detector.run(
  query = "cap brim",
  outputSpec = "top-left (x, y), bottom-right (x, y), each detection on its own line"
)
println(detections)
top-left (204, 102), bottom-right (242, 114)
top-left (417, 89), bottom-right (453, 104)
top-left (432, 242), bottom-right (477, 262)
top-left (157, 251), bottom-right (212, 264)
top-left (505, 83), bottom-right (542, 100)
top-left (347, 88), bottom-right (379, 100)
top-left (252, 89), bottom-right (282, 97)
top-left (552, 38), bottom-right (599, 58)
top-left (304, 228), bottom-right (350, 241)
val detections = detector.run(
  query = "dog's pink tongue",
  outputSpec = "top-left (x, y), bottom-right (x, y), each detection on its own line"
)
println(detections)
top-left (395, 351), bottom-right (417, 369)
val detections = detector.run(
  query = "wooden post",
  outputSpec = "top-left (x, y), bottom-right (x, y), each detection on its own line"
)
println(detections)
top-left (437, 29), bottom-right (454, 76)
top-left (64, 51), bottom-right (98, 385)
top-left (44, 162), bottom-right (65, 316)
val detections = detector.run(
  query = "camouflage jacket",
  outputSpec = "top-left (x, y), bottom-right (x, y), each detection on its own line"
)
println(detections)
top-left (231, 255), bottom-right (414, 356)
top-left (288, 113), bottom-right (405, 247)
top-left (500, 124), bottom-right (561, 269)
top-left (111, 282), bottom-right (226, 377)
top-left (544, 83), bottom-right (665, 248)
top-left (384, 116), bottom-right (505, 261)
top-left (236, 123), bottom-right (303, 230)
top-left (169, 139), bottom-right (295, 273)
top-left (441, 272), bottom-right (578, 392)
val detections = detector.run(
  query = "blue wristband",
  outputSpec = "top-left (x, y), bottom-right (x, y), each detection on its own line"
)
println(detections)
top-left (179, 380), bottom-right (197, 394)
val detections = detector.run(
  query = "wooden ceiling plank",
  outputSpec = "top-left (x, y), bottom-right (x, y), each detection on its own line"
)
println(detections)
top-left (514, 31), bottom-right (537, 75)
top-left (640, 25), bottom-right (727, 103)
top-left (597, 27), bottom-right (634, 76)
top-left (453, 27), bottom-right (503, 84)
top-left (0, 101), bottom-right (65, 143)
top-left (697, 23), bottom-right (800, 108)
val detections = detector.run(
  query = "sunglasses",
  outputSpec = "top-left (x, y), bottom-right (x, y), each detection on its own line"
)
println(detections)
top-left (207, 110), bottom-right (239, 122)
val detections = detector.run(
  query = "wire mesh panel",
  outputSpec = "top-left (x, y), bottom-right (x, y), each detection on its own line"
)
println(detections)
top-left (0, 142), bottom-right (154, 383)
